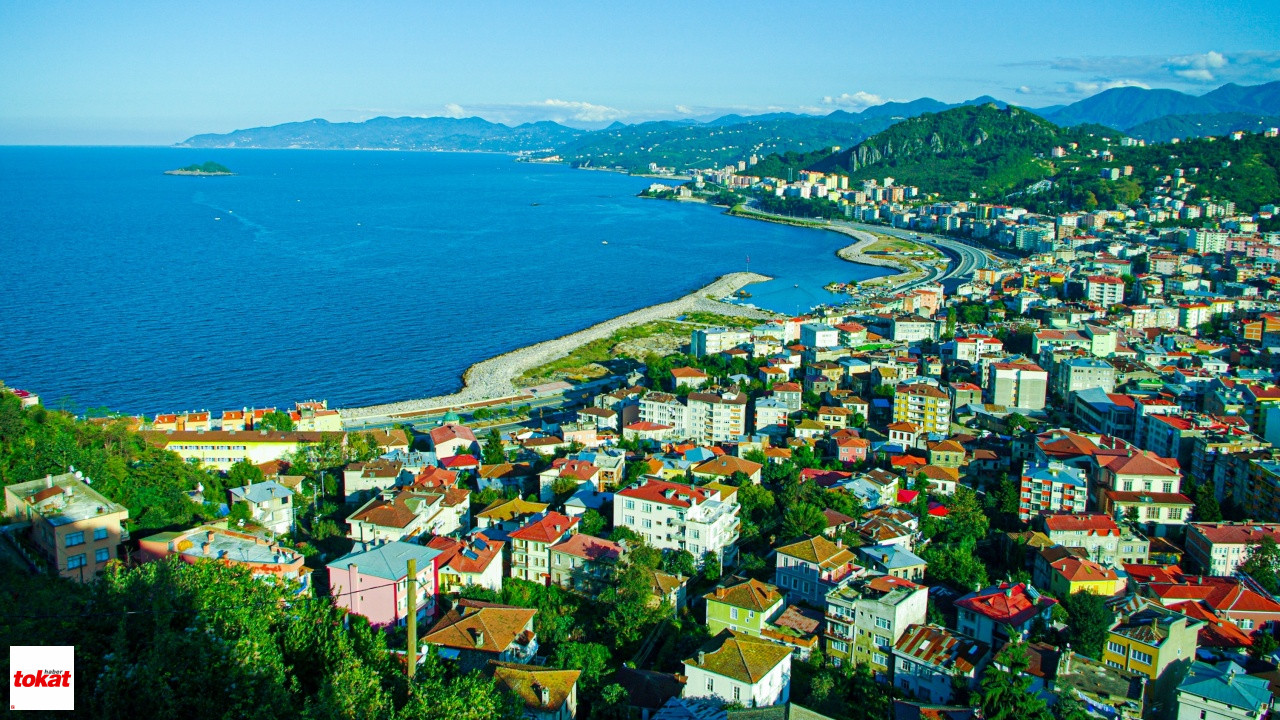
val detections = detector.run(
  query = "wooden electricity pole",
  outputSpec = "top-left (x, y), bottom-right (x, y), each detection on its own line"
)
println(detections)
top-left (406, 558), bottom-right (418, 680)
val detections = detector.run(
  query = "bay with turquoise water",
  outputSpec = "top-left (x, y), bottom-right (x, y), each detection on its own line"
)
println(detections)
top-left (0, 148), bottom-right (887, 414)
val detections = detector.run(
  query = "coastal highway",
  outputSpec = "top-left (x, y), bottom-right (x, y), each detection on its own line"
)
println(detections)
top-left (844, 221), bottom-right (998, 284)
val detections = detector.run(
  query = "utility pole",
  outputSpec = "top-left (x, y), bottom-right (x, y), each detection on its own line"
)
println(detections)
top-left (406, 558), bottom-right (418, 680)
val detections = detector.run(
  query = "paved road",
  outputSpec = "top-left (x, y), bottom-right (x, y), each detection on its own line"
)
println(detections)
top-left (842, 221), bottom-right (996, 283)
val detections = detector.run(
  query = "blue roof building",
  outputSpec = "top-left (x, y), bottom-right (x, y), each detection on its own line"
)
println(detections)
top-left (1175, 661), bottom-right (1272, 720)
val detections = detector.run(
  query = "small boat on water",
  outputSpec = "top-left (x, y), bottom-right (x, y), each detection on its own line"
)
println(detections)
top-left (601, 240), bottom-right (609, 245)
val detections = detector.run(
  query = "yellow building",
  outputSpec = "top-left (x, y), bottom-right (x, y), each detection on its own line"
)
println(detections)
top-left (4, 473), bottom-right (129, 582)
top-left (1046, 556), bottom-right (1125, 597)
top-left (892, 383), bottom-right (952, 435)
top-left (1103, 597), bottom-right (1202, 713)
top-left (142, 430), bottom-right (346, 471)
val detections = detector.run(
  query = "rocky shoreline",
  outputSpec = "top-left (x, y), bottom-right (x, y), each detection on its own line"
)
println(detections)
top-left (338, 272), bottom-right (776, 422)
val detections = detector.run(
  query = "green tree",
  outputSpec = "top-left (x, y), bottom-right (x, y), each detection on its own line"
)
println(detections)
top-left (977, 642), bottom-right (1051, 720)
top-left (781, 502), bottom-right (827, 539)
top-left (481, 428), bottom-right (505, 465)
top-left (663, 549), bottom-right (697, 578)
top-left (1191, 482), bottom-right (1223, 522)
top-left (1060, 590), bottom-right (1115, 659)
top-left (579, 509), bottom-right (607, 537)
top-left (1249, 631), bottom-right (1279, 660)
top-left (702, 552), bottom-right (722, 582)
top-left (921, 543), bottom-right (988, 590)
top-left (936, 486), bottom-right (989, 545)
top-left (257, 410), bottom-right (295, 432)
top-left (1240, 536), bottom-right (1280, 595)
top-left (599, 563), bottom-right (660, 649)
top-left (226, 459), bottom-right (265, 488)
top-left (228, 500), bottom-right (253, 526)
top-left (1053, 692), bottom-right (1092, 720)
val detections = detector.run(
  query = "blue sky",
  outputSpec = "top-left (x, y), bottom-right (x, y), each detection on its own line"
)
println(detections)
top-left (2, 0), bottom-right (1278, 144)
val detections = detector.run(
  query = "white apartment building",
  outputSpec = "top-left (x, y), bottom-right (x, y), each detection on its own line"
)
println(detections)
top-left (1085, 275), bottom-right (1126, 305)
top-left (691, 327), bottom-right (753, 358)
top-left (613, 477), bottom-right (739, 568)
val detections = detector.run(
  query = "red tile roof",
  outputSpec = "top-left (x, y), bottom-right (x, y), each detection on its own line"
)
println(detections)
top-left (616, 478), bottom-right (708, 508)
top-left (954, 582), bottom-right (1056, 626)
top-left (1043, 514), bottom-right (1121, 536)
top-left (509, 512), bottom-right (578, 544)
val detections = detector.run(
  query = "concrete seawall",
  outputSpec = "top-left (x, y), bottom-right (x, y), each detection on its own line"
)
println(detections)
top-left (339, 272), bottom-right (775, 422)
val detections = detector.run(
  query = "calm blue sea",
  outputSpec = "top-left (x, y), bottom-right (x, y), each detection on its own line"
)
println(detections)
top-left (0, 148), bottom-right (887, 414)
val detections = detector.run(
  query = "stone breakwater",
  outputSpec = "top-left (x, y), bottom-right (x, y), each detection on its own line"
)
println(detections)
top-left (829, 227), bottom-right (913, 280)
top-left (339, 272), bottom-right (775, 422)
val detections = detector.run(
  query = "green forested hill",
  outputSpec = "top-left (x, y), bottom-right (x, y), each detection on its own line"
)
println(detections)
top-left (805, 104), bottom-right (1069, 197)
top-left (1015, 131), bottom-right (1280, 213)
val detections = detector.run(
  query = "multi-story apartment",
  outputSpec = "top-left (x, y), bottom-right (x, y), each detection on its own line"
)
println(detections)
top-left (1053, 357), bottom-right (1116, 399)
top-left (138, 525), bottom-right (310, 593)
top-left (686, 391), bottom-right (748, 443)
top-left (704, 577), bottom-right (785, 636)
top-left (892, 624), bottom-right (991, 705)
top-left (954, 582), bottom-right (1057, 649)
top-left (1085, 275), bottom-right (1126, 305)
top-left (509, 512), bottom-right (579, 583)
top-left (1042, 514), bottom-right (1149, 566)
top-left (986, 361), bottom-right (1048, 410)
top-left (1094, 449), bottom-right (1183, 497)
top-left (327, 541), bottom-right (440, 629)
top-left (942, 334), bottom-right (1004, 364)
top-left (228, 480), bottom-right (296, 536)
top-left (1184, 522), bottom-right (1280, 576)
top-left (4, 473), bottom-right (129, 582)
top-left (142, 429), bottom-right (346, 471)
top-left (548, 533), bottom-right (622, 594)
top-left (1104, 596), bottom-right (1204, 714)
top-left (1175, 661), bottom-right (1274, 720)
top-left (682, 630), bottom-right (792, 709)
top-left (892, 383), bottom-right (952, 435)
top-left (799, 323), bottom-right (839, 348)
top-left (1018, 462), bottom-right (1087, 522)
top-left (691, 327), bottom-right (752, 357)
top-left (824, 575), bottom-right (927, 678)
top-left (638, 392), bottom-right (688, 432)
top-left (613, 478), bottom-right (739, 568)
top-left (773, 535), bottom-right (861, 606)
top-left (638, 390), bottom-right (748, 444)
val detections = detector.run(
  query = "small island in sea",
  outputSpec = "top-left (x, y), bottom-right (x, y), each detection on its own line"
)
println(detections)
top-left (164, 161), bottom-right (234, 176)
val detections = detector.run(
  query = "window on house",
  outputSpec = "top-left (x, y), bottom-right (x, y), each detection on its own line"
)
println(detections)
top-left (1162, 482), bottom-right (1174, 493)
top-left (733, 687), bottom-right (740, 701)
top-left (875, 617), bottom-right (892, 629)
top-left (95, 548), bottom-right (109, 563)
top-left (93, 527), bottom-right (109, 541)
top-left (624, 500), bottom-right (635, 510)
top-left (1169, 508), bottom-right (1183, 520)
top-left (873, 652), bottom-right (888, 666)
top-left (1122, 480), bottom-right (1133, 491)
top-left (1130, 649), bottom-right (1153, 664)
top-left (67, 553), bottom-right (87, 569)
top-left (1240, 619), bottom-right (1254, 630)
top-left (65, 531), bottom-right (85, 547)
top-left (730, 608), bottom-right (739, 620)
top-left (706, 678), bottom-right (714, 692)
top-left (1108, 641), bottom-right (1126, 655)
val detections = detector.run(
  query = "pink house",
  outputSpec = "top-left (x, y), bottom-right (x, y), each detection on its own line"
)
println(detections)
top-left (430, 423), bottom-right (479, 457)
top-left (326, 541), bottom-right (441, 628)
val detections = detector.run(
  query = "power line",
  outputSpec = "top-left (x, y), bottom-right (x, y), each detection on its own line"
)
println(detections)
top-left (0, 576), bottom-right (419, 622)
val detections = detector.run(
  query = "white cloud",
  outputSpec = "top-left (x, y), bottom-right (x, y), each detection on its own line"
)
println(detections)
top-left (1167, 50), bottom-right (1229, 83)
top-left (821, 91), bottom-right (891, 110)
top-left (1068, 79), bottom-right (1150, 94)
top-left (442, 103), bottom-right (466, 118)
top-left (1016, 85), bottom-right (1034, 95)
top-left (674, 104), bottom-right (694, 115)
top-left (533, 99), bottom-right (627, 123)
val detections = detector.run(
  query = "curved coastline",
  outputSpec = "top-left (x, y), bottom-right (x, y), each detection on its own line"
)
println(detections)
top-left (339, 272), bottom-right (776, 422)
top-left (727, 206), bottom-right (915, 289)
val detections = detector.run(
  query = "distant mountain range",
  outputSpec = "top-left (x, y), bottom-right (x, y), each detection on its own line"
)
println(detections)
top-left (177, 81), bottom-right (1280, 171)
top-left (1041, 81), bottom-right (1280, 131)
top-left (177, 116), bottom-right (584, 152)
